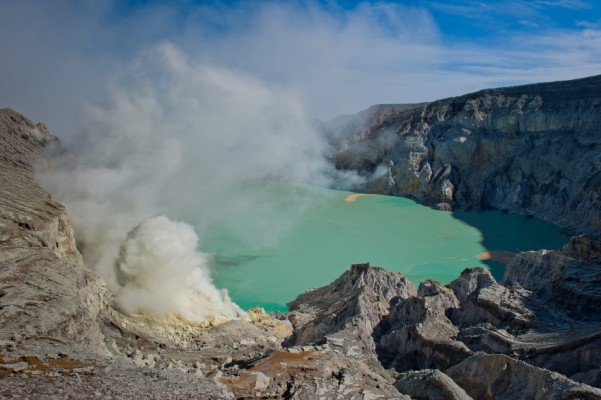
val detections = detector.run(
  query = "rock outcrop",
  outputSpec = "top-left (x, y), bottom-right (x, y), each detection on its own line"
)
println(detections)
top-left (0, 109), bottom-right (106, 347)
top-left (325, 75), bottom-right (601, 236)
top-left (287, 263), bottom-right (416, 348)
top-left (447, 353), bottom-right (601, 400)
top-left (287, 248), bottom-right (601, 398)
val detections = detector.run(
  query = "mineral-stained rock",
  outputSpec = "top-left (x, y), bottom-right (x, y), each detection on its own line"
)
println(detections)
top-left (223, 348), bottom-right (406, 399)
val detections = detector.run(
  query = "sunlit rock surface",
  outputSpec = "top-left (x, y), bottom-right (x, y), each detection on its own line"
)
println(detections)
top-left (324, 74), bottom-right (601, 236)
top-left (0, 109), bottom-right (106, 346)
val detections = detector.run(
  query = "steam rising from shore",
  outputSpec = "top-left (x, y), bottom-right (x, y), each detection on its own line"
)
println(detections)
top-left (117, 216), bottom-right (245, 321)
top-left (39, 42), bottom-right (373, 322)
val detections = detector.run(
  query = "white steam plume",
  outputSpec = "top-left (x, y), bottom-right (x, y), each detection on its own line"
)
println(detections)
top-left (39, 42), bottom-right (359, 323)
top-left (116, 216), bottom-right (244, 322)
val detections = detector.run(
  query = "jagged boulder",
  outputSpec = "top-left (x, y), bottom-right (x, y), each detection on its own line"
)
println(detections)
top-left (287, 263), bottom-right (416, 347)
top-left (376, 280), bottom-right (471, 372)
top-left (448, 267), bottom-right (496, 305)
top-left (449, 268), bottom-right (536, 334)
top-left (394, 369), bottom-right (472, 400)
top-left (447, 353), bottom-right (601, 400)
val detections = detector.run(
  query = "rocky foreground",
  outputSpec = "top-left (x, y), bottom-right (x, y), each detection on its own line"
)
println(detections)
top-left (1, 74), bottom-right (601, 399)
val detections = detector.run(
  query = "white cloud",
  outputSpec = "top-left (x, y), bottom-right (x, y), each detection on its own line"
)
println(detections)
top-left (535, 0), bottom-right (591, 10)
top-left (37, 42), bottom-right (339, 321)
top-left (1, 0), bottom-right (599, 129)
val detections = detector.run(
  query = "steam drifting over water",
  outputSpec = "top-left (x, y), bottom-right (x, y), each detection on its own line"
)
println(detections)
top-left (116, 216), bottom-right (245, 321)
top-left (39, 43), bottom-right (374, 322)
top-left (4, 0), bottom-right (597, 323)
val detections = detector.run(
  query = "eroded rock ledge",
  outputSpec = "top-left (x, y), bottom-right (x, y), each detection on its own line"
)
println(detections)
top-left (1, 84), bottom-right (601, 400)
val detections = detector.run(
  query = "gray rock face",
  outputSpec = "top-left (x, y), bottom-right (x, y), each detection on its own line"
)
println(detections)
top-left (0, 109), bottom-right (234, 398)
top-left (326, 75), bottom-right (601, 236)
top-left (285, 263), bottom-right (417, 397)
top-left (283, 250), bottom-right (601, 398)
top-left (448, 267), bottom-right (496, 305)
top-left (287, 263), bottom-right (416, 347)
top-left (283, 249), bottom-right (601, 398)
top-left (447, 353), bottom-right (601, 400)
top-left (376, 280), bottom-right (471, 372)
top-left (0, 108), bottom-right (106, 347)
top-left (395, 369), bottom-right (473, 400)
top-left (504, 235), bottom-right (601, 318)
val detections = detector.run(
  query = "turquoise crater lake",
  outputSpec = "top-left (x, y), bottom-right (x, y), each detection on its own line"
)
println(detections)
top-left (203, 184), bottom-right (567, 312)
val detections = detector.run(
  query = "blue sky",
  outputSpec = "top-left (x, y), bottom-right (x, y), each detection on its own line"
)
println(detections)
top-left (0, 0), bottom-right (600, 134)
top-left (429, 0), bottom-right (597, 36)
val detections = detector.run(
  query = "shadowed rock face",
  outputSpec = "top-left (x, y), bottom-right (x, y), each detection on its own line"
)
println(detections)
top-left (326, 74), bottom-right (601, 236)
top-left (395, 369), bottom-right (472, 400)
top-left (447, 353), bottom-right (601, 400)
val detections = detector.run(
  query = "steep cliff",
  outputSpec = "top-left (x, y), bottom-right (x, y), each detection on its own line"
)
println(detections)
top-left (326, 75), bottom-right (601, 236)
top-left (0, 109), bottom-right (106, 347)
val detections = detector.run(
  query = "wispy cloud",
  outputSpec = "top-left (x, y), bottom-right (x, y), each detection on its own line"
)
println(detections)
top-left (535, 0), bottom-right (591, 10)
top-left (438, 25), bottom-right (601, 89)
top-left (0, 0), bottom-right (599, 132)
top-left (432, 0), bottom-right (592, 29)
top-left (434, 0), bottom-right (591, 14)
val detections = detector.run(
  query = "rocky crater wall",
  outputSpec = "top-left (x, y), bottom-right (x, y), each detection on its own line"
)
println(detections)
top-left (326, 75), bottom-right (601, 236)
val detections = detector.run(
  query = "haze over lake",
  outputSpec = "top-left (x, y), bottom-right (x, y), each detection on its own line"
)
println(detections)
top-left (204, 184), bottom-right (567, 311)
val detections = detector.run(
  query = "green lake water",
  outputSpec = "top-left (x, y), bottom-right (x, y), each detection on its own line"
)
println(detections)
top-left (203, 184), bottom-right (567, 312)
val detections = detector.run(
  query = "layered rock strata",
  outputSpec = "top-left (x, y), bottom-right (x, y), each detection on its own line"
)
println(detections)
top-left (325, 75), bottom-right (601, 236)
top-left (0, 109), bottom-right (105, 346)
